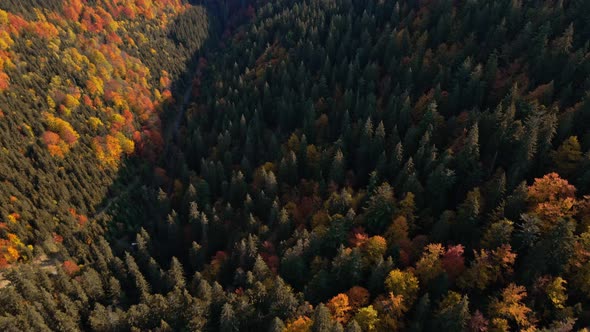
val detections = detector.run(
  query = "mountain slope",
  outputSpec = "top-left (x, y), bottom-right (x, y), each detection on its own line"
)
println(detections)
top-left (0, 0), bottom-right (208, 268)
top-left (2, 0), bottom-right (590, 330)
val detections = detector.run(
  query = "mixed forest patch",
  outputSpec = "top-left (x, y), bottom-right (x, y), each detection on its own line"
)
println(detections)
top-left (2, 0), bottom-right (590, 331)
top-left (0, 0), bottom-right (208, 268)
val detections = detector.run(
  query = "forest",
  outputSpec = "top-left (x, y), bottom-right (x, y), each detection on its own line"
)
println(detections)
top-left (1, 0), bottom-right (590, 331)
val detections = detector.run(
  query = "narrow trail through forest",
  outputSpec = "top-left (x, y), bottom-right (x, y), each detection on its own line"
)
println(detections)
top-left (170, 75), bottom-right (195, 142)
top-left (93, 67), bottom-right (198, 221)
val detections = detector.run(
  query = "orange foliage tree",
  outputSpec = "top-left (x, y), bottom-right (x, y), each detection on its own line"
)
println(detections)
top-left (283, 316), bottom-right (312, 332)
top-left (327, 293), bottom-right (352, 325)
top-left (62, 260), bottom-right (80, 276)
top-left (459, 244), bottom-right (516, 290)
top-left (0, 233), bottom-right (23, 268)
top-left (528, 173), bottom-right (578, 229)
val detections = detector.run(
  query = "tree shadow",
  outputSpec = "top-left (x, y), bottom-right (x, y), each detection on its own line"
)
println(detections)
top-left (93, 3), bottom-right (222, 261)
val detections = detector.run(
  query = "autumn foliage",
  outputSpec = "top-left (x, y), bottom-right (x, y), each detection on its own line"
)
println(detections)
top-left (0, 233), bottom-right (24, 268)
top-left (283, 316), bottom-right (312, 332)
top-left (0, 0), bottom-right (192, 164)
top-left (327, 293), bottom-right (352, 324)
top-left (0, 0), bottom-right (207, 276)
top-left (527, 173), bottom-right (582, 230)
top-left (62, 260), bottom-right (80, 276)
top-left (2, 0), bottom-right (590, 330)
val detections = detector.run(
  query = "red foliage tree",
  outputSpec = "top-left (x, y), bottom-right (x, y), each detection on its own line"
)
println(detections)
top-left (63, 0), bottom-right (84, 21)
top-left (42, 131), bottom-right (61, 146)
top-left (0, 72), bottom-right (9, 91)
top-left (62, 260), bottom-right (80, 276)
top-left (347, 286), bottom-right (370, 310)
top-left (442, 244), bottom-right (466, 280)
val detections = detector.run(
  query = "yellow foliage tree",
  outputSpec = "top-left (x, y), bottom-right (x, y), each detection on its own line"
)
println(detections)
top-left (88, 117), bottom-right (103, 131)
top-left (489, 284), bottom-right (535, 331)
top-left (552, 136), bottom-right (583, 177)
top-left (384, 269), bottom-right (419, 306)
top-left (353, 306), bottom-right (380, 331)
top-left (545, 277), bottom-right (568, 309)
top-left (0, 31), bottom-right (14, 51)
top-left (87, 76), bottom-right (104, 96)
top-left (363, 235), bottom-right (387, 264)
top-left (415, 243), bottom-right (444, 284)
top-left (0, 10), bottom-right (8, 25)
top-left (117, 132), bottom-right (135, 155)
top-left (63, 94), bottom-right (80, 109)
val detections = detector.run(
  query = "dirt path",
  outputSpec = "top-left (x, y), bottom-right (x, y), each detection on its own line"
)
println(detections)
top-left (170, 77), bottom-right (194, 141)
top-left (93, 177), bottom-right (141, 220)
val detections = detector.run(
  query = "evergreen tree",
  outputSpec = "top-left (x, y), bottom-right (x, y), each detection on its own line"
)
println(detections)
top-left (312, 304), bottom-right (334, 332)
top-left (269, 317), bottom-right (286, 332)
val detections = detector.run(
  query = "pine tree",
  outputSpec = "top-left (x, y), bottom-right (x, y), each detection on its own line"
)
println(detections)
top-left (344, 320), bottom-right (362, 332)
top-left (408, 294), bottom-right (432, 332)
top-left (434, 292), bottom-right (470, 332)
top-left (220, 303), bottom-right (239, 332)
top-left (331, 322), bottom-right (344, 332)
top-left (268, 277), bottom-right (299, 320)
top-left (167, 257), bottom-right (186, 290)
top-left (454, 188), bottom-right (482, 247)
top-left (456, 123), bottom-right (482, 189)
top-left (80, 268), bottom-right (104, 301)
top-left (126, 253), bottom-right (151, 302)
top-left (312, 303), bottom-right (334, 332)
top-left (330, 149), bottom-right (345, 186)
top-left (365, 182), bottom-right (396, 233)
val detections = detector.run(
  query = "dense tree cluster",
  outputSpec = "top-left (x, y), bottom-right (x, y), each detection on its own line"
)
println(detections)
top-left (2, 0), bottom-right (590, 330)
top-left (0, 0), bottom-right (207, 267)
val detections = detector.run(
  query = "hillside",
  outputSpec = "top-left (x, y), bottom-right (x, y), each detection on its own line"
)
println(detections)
top-left (2, 0), bottom-right (590, 331)
top-left (0, 0), bottom-right (208, 268)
